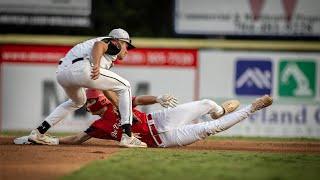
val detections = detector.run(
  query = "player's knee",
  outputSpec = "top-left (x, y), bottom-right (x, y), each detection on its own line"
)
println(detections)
top-left (72, 98), bottom-right (86, 108)
top-left (200, 99), bottom-right (216, 108)
top-left (78, 98), bottom-right (87, 107)
top-left (119, 79), bottom-right (131, 90)
top-left (123, 79), bottom-right (131, 88)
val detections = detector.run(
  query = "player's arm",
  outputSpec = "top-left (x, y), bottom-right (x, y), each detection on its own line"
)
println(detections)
top-left (134, 94), bottom-right (179, 108)
top-left (59, 132), bottom-right (91, 145)
top-left (133, 95), bottom-right (158, 106)
top-left (91, 41), bottom-right (108, 80)
top-left (91, 39), bottom-right (121, 80)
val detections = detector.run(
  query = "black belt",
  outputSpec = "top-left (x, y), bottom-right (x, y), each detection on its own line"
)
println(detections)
top-left (59, 57), bottom-right (84, 65)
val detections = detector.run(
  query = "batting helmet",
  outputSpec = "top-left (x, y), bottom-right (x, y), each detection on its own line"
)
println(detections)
top-left (85, 89), bottom-right (110, 112)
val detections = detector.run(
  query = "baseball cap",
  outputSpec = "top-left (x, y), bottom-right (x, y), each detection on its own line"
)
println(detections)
top-left (108, 28), bottom-right (135, 50)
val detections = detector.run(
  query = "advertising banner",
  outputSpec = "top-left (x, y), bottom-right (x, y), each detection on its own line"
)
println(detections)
top-left (1, 43), bottom-right (319, 137)
top-left (174, 0), bottom-right (320, 37)
top-left (199, 50), bottom-right (320, 137)
top-left (0, 0), bottom-right (91, 27)
top-left (0, 44), bottom-right (198, 132)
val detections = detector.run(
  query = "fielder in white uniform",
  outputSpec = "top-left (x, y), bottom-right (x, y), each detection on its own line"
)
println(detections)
top-left (17, 89), bottom-right (273, 147)
top-left (28, 28), bottom-right (147, 148)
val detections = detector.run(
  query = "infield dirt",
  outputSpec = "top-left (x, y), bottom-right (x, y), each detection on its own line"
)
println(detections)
top-left (1, 136), bottom-right (320, 180)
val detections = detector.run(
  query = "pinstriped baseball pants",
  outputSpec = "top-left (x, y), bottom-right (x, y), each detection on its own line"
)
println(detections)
top-left (45, 59), bottom-right (133, 127)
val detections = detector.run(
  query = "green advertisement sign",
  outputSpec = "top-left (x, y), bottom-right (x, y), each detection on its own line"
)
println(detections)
top-left (278, 60), bottom-right (316, 97)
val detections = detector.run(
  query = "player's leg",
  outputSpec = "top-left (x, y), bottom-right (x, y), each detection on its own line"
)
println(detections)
top-left (86, 69), bottom-right (132, 126)
top-left (160, 95), bottom-right (272, 147)
top-left (29, 86), bottom-right (86, 145)
top-left (159, 106), bottom-right (251, 147)
top-left (84, 68), bottom-right (146, 148)
top-left (153, 99), bottom-right (225, 133)
top-left (45, 86), bottom-right (86, 127)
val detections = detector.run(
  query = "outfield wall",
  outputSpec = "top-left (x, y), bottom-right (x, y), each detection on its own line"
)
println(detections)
top-left (0, 44), bottom-right (198, 132)
top-left (0, 37), bottom-right (319, 137)
top-left (199, 50), bottom-right (320, 137)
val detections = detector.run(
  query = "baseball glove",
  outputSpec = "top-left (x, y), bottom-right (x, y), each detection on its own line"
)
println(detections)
top-left (156, 94), bottom-right (179, 108)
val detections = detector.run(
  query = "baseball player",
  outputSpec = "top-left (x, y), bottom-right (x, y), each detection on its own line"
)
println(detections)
top-left (15, 89), bottom-right (273, 147)
top-left (28, 28), bottom-right (147, 148)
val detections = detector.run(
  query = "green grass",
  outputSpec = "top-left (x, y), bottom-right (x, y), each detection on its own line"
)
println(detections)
top-left (62, 149), bottom-right (320, 180)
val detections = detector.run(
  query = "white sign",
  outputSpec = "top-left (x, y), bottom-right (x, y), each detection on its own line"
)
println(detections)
top-left (0, 0), bottom-right (91, 27)
top-left (175, 0), bottom-right (320, 36)
top-left (0, 0), bottom-right (91, 16)
top-left (199, 50), bottom-right (320, 137)
top-left (217, 104), bottom-right (320, 138)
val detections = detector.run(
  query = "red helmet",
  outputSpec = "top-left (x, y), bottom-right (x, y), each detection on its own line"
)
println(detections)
top-left (85, 89), bottom-right (110, 112)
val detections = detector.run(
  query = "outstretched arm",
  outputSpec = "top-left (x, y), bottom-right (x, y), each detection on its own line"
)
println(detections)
top-left (102, 91), bottom-right (179, 108)
top-left (133, 95), bottom-right (158, 106)
top-left (134, 95), bottom-right (178, 108)
top-left (59, 132), bottom-right (91, 145)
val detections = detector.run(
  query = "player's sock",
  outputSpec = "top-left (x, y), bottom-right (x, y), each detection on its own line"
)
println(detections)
top-left (209, 105), bottom-right (252, 134)
top-left (121, 124), bottom-right (132, 137)
top-left (37, 121), bottom-right (51, 134)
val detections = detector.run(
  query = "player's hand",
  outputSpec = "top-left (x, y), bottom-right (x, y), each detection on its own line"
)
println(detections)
top-left (156, 94), bottom-right (178, 108)
top-left (91, 65), bottom-right (100, 80)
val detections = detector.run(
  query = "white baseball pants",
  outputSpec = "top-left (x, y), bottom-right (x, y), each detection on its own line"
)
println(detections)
top-left (150, 100), bottom-right (252, 147)
top-left (45, 59), bottom-right (133, 126)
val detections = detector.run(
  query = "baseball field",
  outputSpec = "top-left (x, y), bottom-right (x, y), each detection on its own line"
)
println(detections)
top-left (1, 132), bottom-right (320, 180)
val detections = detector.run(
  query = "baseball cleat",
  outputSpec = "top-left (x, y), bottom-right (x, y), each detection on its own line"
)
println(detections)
top-left (14, 136), bottom-right (33, 145)
top-left (28, 129), bottom-right (59, 145)
top-left (119, 134), bottom-right (147, 148)
top-left (211, 100), bottom-right (240, 119)
top-left (250, 95), bottom-right (273, 113)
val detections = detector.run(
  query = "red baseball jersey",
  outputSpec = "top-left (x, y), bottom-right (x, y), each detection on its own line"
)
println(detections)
top-left (85, 99), bottom-right (157, 147)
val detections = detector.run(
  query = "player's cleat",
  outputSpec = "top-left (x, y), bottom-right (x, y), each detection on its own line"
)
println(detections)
top-left (211, 100), bottom-right (240, 119)
top-left (28, 129), bottom-right (59, 145)
top-left (14, 136), bottom-right (33, 145)
top-left (250, 95), bottom-right (273, 113)
top-left (119, 134), bottom-right (147, 148)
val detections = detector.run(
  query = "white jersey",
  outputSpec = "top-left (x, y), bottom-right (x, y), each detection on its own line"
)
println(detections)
top-left (48, 36), bottom-right (133, 130)
top-left (62, 37), bottom-right (117, 70)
